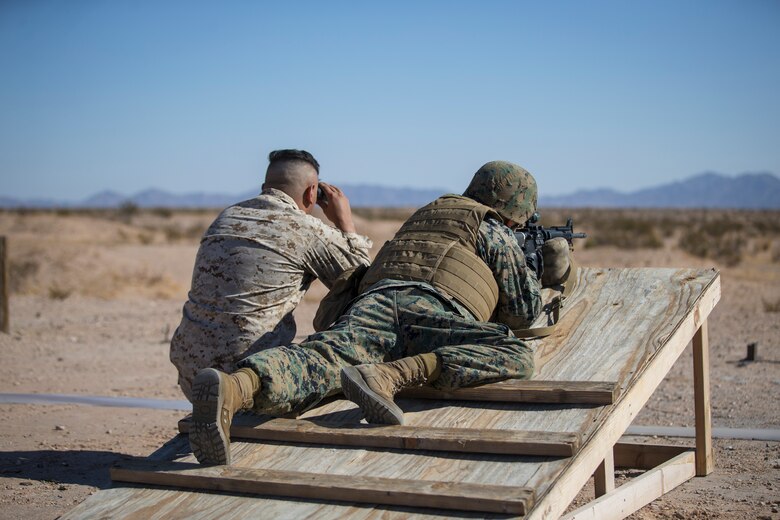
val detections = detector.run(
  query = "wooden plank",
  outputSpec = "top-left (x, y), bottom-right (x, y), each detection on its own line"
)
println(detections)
top-left (400, 379), bottom-right (617, 405)
top-left (593, 450), bottom-right (614, 497)
top-left (692, 321), bottom-right (714, 476)
top-left (560, 450), bottom-right (696, 520)
top-left (61, 268), bottom-right (721, 520)
top-left (178, 416), bottom-right (581, 457)
top-left (614, 442), bottom-right (690, 470)
top-left (0, 236), bottom-right (8, 334)
top-left (110, 459), bottom-right (535, 515)
top-left (527, 270), bottom-right (720, 519)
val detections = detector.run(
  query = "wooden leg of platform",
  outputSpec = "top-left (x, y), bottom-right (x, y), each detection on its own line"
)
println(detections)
top-left (692, 320), bottom-right (714, 476)
top-left (593, 450), bottom-right (615, 497)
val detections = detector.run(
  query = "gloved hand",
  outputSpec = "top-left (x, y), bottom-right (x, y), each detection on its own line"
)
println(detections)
top-left (541, 237), bottom-right (571, 286)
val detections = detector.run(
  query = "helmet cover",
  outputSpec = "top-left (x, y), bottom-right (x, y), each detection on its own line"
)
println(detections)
top-left (463, 161), bottom-right (538, 224)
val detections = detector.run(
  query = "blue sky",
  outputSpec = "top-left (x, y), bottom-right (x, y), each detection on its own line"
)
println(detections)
top-left (1, 1), bottom-right (778, 201)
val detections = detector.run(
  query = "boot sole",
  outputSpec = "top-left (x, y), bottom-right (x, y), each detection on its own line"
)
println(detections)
top-left (341, 366), bottom-right (405, 425)
top-left (190, 368), bottom-right (231, 465)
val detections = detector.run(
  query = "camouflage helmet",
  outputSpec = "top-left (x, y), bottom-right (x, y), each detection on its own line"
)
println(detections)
top-left (463, 161), bottom-right (538, 224)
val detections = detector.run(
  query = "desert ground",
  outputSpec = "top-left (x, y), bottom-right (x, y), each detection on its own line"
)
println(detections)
top-left (0, 206), bottom-right (778, 519)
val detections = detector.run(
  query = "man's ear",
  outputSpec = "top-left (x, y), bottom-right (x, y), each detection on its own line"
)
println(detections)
top-left (302, 183), bottom-right (317, 211)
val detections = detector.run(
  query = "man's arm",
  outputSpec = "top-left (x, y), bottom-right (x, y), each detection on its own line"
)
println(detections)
top-left (476, 218), bottom-right (542, 329)
top-left (303, 182), bottom-right (372, 288)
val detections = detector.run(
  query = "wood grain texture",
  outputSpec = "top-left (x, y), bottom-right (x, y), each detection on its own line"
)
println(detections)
top-left (178, 415), bottom-right (581, 457)
top-left (561, 450), bottom-right (696, 520)
top-left (63, 268), bottom-right (720, 520)
top-left (527, 270), bottom-right (719, 519)
top-left (110, 459), bottom-right (535, 515)
top-left (400, 379), bottom-right (617, 405)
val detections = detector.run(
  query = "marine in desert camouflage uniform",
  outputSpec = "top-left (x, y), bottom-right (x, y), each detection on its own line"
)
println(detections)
top-left (170, 149), bottom-right (371, 400)
top-left (189, 161), bottom-right (573, 465)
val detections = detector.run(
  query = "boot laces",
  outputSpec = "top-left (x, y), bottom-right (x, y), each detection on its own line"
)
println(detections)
top-left (390, 363), bottom-right (426, 394)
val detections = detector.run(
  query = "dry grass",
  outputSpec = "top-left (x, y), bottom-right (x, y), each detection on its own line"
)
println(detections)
top-left (2, 207), bottom-right (779, 301)
top-left (351, 207), bottom-right (417, 221)
top-left (540, 208), bottom-right (780, 266)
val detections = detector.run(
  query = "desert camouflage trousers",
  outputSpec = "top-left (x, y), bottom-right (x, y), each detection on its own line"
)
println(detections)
top-left (238, 284), bottom-right (534, 416)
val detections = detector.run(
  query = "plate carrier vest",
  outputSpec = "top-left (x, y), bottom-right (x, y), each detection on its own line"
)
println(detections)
top-left (359, 195), bottom-right (501, 322)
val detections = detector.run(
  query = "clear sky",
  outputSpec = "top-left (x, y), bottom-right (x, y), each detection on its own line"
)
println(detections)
top-left (1, 0), bottom-right (778, 201)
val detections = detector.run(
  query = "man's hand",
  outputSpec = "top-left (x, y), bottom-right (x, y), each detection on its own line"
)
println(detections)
top-left (318, 182), bottom-right (357, 233)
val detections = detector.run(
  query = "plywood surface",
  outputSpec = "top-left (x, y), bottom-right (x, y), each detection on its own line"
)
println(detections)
top-left (178, 416), bottom-right (582, 456)
top-left (65, 267), bottom-right (720, 519)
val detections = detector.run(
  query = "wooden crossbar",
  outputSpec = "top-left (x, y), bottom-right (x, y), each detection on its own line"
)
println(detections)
top-left (561, 450), bottom-right (696, 520)
top-left (613, 442), bottom-right (690, 470)
top-left (400, 379), bottom-right (617, 405)
top-left (178, 416), bottom-right (581, 457)
top-left (111, 460), bottom-right (535, 515)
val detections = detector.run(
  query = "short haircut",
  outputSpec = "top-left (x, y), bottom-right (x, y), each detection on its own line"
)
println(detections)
top-left (268, 149), bottom-right (320, 174)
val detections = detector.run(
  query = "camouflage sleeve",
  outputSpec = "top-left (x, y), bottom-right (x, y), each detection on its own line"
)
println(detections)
top-left (476, 218), bottom-right (542, 329)
top-left (303, 221), bottom-right (373, 289)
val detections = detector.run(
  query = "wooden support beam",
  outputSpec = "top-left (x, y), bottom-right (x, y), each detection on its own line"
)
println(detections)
top-left (692, 321), bottom-right (714, 476)
top-left (613, 442), bottom-right (690, 470)
top-left (400, 379), bottom-right (617, 405)
top-left (593, 450), bottom-right (615, 497)
top-left (111, 460), bottom-right (535, 515)
top-left (560, 450), bottom-right (695, 520)
top-left (178, 416), bottom-right (581, 457)
top-left (0, 236), bottom-right (8, 334)
top-left (527, 272), bottom-right (720, 520)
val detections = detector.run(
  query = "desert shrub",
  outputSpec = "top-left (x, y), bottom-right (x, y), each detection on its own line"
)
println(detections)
top-left (116, 201), bottom-right (139, 223)
top-left (772, 241), bottom-right (780, 264)
top-left (163, 227), bottom-right (184, 242)
top-left (163, 223), bottom-right (207, 243)
top-left (352, 207), bottom-right (416, 221)
top-left (151, 207), bottom-right (173, 219)
top-left (763, 298), bottom-right (780, 313)
top-left (9, 259), bottom-right (40, 293)
top-left (138, 231), bottom-right (155, 245)
top-left (654, 215), bottom-right (681, 236)
top-left (48, 285), bottom-right (72, 300)
top-left (678, 226), bottom-right (745, 266)
top-left (583, 216), bottom-right (662, 249)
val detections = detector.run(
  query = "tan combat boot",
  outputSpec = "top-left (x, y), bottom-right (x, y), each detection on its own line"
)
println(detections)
top-left (340, 353), bottom-right (441, 425)
top-left (189, 367), bottom-right (259, 465)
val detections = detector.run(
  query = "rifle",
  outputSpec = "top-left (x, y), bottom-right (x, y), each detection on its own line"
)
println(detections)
top-left (513, 213), bottom-right (587, 277)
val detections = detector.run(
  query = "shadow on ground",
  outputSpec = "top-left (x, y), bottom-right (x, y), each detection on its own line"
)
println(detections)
top-left (0, 449), bottom-right (137, 488)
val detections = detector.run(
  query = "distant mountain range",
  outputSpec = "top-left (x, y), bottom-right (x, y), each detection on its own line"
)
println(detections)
top-left (1, 172), bottom-right (778, 209)
top-left (539, 172), bottom-right (780, 209)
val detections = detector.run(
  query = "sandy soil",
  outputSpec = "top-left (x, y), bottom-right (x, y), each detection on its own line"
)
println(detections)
top-left (0, 209), bottom-right (778, 519)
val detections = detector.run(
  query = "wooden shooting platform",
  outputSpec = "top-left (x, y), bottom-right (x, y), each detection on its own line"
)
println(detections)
top-left (64, 267), bottom-right (720, 519)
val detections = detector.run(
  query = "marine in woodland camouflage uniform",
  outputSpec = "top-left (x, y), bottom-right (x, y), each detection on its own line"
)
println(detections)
top-left (170, 150), bottom-right (371, 400)
top-left (236, 161), bottom-right (542, 416)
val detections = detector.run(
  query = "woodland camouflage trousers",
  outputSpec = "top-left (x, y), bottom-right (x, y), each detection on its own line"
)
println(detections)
top-left (238, 285), bottom-right (534, 416)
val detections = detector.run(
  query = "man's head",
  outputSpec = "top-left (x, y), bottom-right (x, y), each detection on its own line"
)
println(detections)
top-left (263, 149), bottom-right (321, 212)
top-left (463, 161), bottom-right (537, 225)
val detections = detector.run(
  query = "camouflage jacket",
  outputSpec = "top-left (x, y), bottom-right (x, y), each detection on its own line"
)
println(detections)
top-left (170, 188), bottom-right (372, 398)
